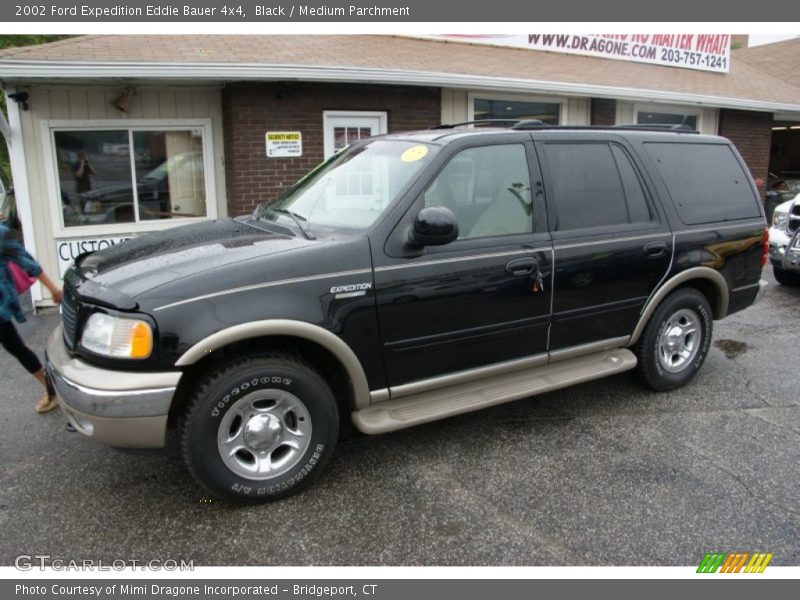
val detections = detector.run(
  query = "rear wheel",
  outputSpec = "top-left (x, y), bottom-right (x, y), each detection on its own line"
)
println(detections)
top-left (634, 288), bottom-right (713, 391)
top-left (181, 354), bottom-right (339, 503)
top-left (773, 266), bottom-right (800, 286)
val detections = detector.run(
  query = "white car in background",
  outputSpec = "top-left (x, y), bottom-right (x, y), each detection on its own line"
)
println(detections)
top-left (768, 195), bottom-right (800, 285)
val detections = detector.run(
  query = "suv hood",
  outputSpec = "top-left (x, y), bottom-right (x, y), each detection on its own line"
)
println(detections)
top-left (74, 218), bottom-right (313, 300)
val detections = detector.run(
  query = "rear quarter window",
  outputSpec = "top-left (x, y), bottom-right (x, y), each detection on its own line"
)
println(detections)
top-left (644, 142), bottom-right (761, 225)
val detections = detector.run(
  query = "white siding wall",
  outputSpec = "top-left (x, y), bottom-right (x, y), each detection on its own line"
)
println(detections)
top-left (440, 89), bottom-right (470, 124)
top-left (567, 98), bottom-right (590, 126)
top-left (615, 101), bottom-right (636, 126)
top-left (13, 84), bottom-right (226, 303)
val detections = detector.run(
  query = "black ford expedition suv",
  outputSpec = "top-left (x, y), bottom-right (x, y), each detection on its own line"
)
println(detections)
top-left (46, 123), bottom-right (769, 503)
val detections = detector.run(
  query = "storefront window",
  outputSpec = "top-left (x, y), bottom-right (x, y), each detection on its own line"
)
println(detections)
top-left (474, 98), bottom-right (560, 125)
top-left (53, 128), bottom-right (207, 228)
top-left (636, 111), bottom-right (698, 129)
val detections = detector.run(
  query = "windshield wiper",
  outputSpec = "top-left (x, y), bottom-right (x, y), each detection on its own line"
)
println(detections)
top-left (269, 207), bottom-right (316, 240)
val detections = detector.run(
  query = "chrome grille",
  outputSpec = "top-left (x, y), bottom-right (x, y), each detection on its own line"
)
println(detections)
top-left (61, 288), bottom-right (78, 350)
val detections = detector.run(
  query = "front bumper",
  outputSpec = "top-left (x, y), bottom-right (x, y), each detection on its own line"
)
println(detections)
top-left (45, 324), bottom-right (181, 449)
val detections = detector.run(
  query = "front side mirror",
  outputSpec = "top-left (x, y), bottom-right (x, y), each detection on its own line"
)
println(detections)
top-left (409, 206), bottom-right (459, 247)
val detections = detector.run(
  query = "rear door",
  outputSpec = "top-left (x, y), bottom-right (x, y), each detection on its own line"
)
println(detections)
top-left (536, 135), bottom-right (673, 350)
top-left (373, 136), bottom-right (553, 387)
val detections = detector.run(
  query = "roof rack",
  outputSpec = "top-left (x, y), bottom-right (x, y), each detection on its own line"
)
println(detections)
top-left (430, 119), bottom-right (546, 130)
top-left (610, 123), bottom-right (699, 133)
top-left (430, 120), bottom-right (699, 134)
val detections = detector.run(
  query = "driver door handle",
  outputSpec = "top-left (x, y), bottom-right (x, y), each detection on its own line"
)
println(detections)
top-left (506, 257), bottom-right (536, 277)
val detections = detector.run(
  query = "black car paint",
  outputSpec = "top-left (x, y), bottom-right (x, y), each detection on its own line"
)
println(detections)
top-left (60, 129), bottom-right (767, 398)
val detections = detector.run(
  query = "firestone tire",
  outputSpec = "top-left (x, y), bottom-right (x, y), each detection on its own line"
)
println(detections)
top-left (180, 354), bottom-right (339, 504)
top-left (773, 266), bottom-right (800, 286)
top-left (633, 287), bottom-right (713, 392)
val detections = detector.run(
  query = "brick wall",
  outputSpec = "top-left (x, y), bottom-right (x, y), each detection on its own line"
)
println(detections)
top-left (590, 98), bottom-right (617, 126)
top-left (717, 109), bottom-right (773, 198)
top-left (222, 81), bottom-right (441, 215)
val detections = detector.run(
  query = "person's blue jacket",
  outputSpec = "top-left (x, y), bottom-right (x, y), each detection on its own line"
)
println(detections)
top-left (0, 223), bottom-right (42, 323)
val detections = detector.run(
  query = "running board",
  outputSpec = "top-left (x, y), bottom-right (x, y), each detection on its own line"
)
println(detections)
top-left (352, 348), bottom-right (637, 434)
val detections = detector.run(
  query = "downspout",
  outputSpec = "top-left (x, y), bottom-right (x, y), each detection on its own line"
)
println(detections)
top-left (3, 86), bottom-right (42, 304)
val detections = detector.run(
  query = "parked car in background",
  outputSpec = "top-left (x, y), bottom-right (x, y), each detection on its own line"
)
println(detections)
top-left (768, 194), bottom-right (800, 285)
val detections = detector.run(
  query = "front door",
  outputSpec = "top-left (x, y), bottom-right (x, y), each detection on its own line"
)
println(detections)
top-left (323, 111), bottom-right (388, 159)
top-left (373, 139), bottom-right (553, 388)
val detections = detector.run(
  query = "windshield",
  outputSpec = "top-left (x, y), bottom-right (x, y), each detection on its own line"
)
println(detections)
top-left (255, 139), bottom-right (436, 235)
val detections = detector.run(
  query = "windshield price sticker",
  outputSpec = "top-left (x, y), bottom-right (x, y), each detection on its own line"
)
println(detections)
top-left (401, 145), bottom-right (429, 162)
top-left (266, 132), bottom-right (303, 158)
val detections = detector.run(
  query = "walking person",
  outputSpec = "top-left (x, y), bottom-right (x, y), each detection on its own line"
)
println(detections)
top-left (1, 222), bottom-right (63, 413)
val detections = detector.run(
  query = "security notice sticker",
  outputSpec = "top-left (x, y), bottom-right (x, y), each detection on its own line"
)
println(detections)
top-left (266, 132), bottom-right (303, 157)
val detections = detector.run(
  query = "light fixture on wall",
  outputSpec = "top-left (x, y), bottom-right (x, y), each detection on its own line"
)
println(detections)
top-left (110, 86), bottom-right (137, 113)
top-left (8, 92), bottom-right (29, 111)
top-left (274, 83), bottom-right (291, 100)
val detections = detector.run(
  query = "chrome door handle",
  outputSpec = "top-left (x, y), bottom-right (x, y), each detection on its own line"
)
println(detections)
top-left (644, 241), bottom-right (668, 258)
top-left (506, 257), bottom-right (536, 276)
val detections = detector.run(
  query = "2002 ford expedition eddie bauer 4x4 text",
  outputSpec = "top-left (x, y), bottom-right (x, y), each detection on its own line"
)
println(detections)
top-left (46, 122), bottom-right (769, 503)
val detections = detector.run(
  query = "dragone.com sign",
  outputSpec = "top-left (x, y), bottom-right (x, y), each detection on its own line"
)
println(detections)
top-left (428, 34), bottom-right (731, 73)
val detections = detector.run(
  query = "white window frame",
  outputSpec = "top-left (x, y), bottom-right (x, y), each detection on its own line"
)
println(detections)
top-left (42, 118), bottom-right (218, 239)
top-left (322, 110), bottom-right (388, 159)
top-left (633, 103), bottom-right (702, 130)
top-left (468, 92), bottom-right (568, 125)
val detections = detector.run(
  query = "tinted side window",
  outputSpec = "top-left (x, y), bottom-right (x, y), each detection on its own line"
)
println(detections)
top-left (644, 142), bottom-right (761, 225)
top-left (543, 142), bottom-right (652, 231)
top-left (423, 144), bottom-right (533, 239)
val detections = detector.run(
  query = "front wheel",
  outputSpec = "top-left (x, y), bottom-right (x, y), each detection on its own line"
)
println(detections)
top-left (634, 288), bottom-right (713, 392)
top-left (181, 354), bottom-right (339, 503)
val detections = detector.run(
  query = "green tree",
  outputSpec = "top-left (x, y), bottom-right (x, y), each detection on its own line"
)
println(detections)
top-left (0, 35), bottom-right (73, 51)
top-left (0, 35), bottom-right (74, 180)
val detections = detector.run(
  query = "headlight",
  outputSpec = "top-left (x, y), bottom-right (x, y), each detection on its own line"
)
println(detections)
top-left (772, 212), bottom-right (788, 229)
top-left (81, 313), bottom-right (153, 359)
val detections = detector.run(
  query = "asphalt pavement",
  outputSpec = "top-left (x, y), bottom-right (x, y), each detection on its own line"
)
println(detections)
top-left (1, 269), bottom-right (798, 566)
